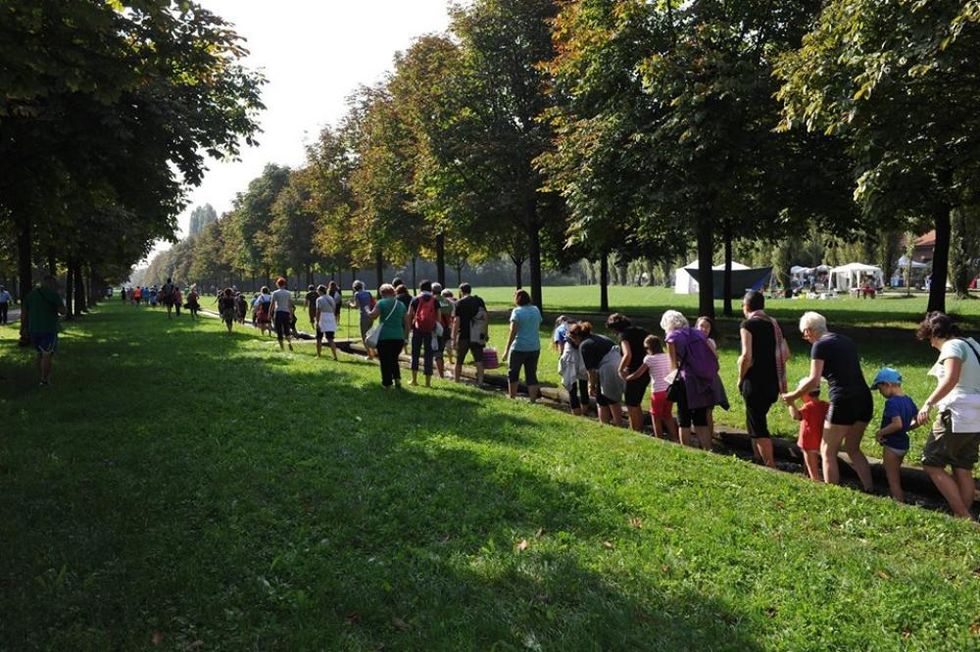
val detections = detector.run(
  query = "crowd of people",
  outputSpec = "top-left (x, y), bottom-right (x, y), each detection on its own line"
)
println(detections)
top-left (33, 274), bottom-right (980, 518)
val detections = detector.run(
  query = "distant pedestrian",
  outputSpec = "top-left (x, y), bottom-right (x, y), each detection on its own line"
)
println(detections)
top-left (452, 283), bottom-right (489, 386)
top-left (254, 286), bottom-right (272, 337)
top-left (328, 281), bottom-right (343, 320)
top-left (173, 286), bottom-right (183, 317)
top-left (607, 313), bottom-right (650, 432)
top-left (186, 284), bottom-right (200, 319)
top-left (503, 289), bottom-right (542, 401)
top-left (406, 280), bottom-right (440, 387)
top-left (269, 277), bottom-right (294, 351)
top-left (439, 287), bottom-right (456, 367)
top-left (315, 284), bottom-right (339, 360)
top-left (368, 283), bottom-right (409, 389)
top-left (218, 288), bottom-right (236, 333)
top-left (0, 285), bottom-right (11, 325)
top-left (235, 292), bottom-right (247, 324)
top-left (914, 312), bottom-right (980, 518)
top-left (349, 280), bottom-right (375, 358)
top-left (160, 278), bottom-right (176, 318)
top-left (23, 275), bottom-right (66, 386)
top-left (304, 284), bottom-right (318, 329)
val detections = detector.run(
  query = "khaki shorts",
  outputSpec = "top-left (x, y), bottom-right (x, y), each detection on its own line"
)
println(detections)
top-left (921, 417), bottom-right (980, 470)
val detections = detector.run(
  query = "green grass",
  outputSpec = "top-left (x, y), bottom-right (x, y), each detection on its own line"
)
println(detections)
top-left (1, 303), bottom-right (979, 650)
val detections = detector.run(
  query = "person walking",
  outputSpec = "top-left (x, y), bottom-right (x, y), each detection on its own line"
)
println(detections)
top-left (218, 288), bottom-right (236, 334)
top-left (187, 285), bottom-right (200, 318)
top-left (304, 284), bottom-right (318, 329)
top-left (431, 282), bottom-right (453, 378)
top-left (914, 312), bottom-right (980, 518)
top-left (160, 278), bottom-right (176, 318)
top-left (661, 310), bottom-right (718, 450)
top-left (253, 286), bottom-right (272, 336)
top-left (503, 289), bottom-right (542, 401)
top-left (782, 312), bottom-right (874, 492)
top-left (349, 280), bottom-right (375, 358)
top-left (452, 283), bottom-right (489, 386)
top-left (737, 291), bottom-right (788, 468)
top-left (607, 313), bottom-right (650, 432)
top-left (567, 321), bottom-right (623, 426)
top-left (368, 283), bottom-right (409, 389)
top-left (269, 277), bottom-right (294, 351)
top-left (22, 275), bottom-right (66, 386)
top-left (328, 281), bottom-right (343, 322)
top-left (0, 285), bottom-right (11, 325)
top-left (173, 286), bottom-right (183, 317)
top-left (315, 285), bottom-right (339, 360)
top-left (405, 280), bottom-right (442, 387)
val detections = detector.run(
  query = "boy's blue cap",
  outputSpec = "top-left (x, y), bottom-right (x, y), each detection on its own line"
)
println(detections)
top-left (871, 367), bottom-right (902, 388)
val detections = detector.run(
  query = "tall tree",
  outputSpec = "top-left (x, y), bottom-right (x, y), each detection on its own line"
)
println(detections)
top-left (776, 0), bottom-right (980, 313)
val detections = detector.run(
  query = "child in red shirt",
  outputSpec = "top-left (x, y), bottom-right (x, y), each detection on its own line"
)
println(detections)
top-left (787, 379), bottom-right (828, 482)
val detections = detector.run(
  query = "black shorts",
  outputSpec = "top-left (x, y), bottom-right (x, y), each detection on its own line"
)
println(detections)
top-left (456, 339), bottom-right (484, 365)
top-left (674, 379), bottom-right (708, 428)
top-left (274, 311), bottom-right (291, 338)
top-left (827, 389), bottom-right (873, 426)
top-left (623, 375), bottom-right (650, 408)
top-left (316, 328), bottom-right (335, 342)
top-left (743, 392), bottom-right (776, 439)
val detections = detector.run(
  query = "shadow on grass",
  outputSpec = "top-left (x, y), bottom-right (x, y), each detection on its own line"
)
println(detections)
top-left (0, 306), bottom-right (765, 649)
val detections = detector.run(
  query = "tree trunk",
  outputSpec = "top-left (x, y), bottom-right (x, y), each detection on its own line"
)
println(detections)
top-left (411, 256), bottom-right (417, 290)
top-left (513, 257), bottom-right (524, 289)
top-left (528, 224), bottom-right (543, 310)
top-left (455, 264), bottom-right (463, 286)
top-left (599, 252), bottom-right (609, 312)
top-left (16, 217), bottom-right (31, 343)
top-left (697, 219), bottom-right (715, 320)
top-left (928, 208), bottom-right (951, 313)
top-left (375, 251), bottom-right (384, 290)
top-left (435, 232), bottom-right (446, 286)
top-left (306, 264), bottom-right (313, 287)
top-left (73, 260), bottom-right (87, 315)
top-left (65, 261), bottom-right (75, 319)
top-left (723, 228), bottom-right (734, 316)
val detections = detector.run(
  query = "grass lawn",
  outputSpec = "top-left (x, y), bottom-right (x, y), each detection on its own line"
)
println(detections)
top-left (198, 286), bottom-right (973, 470)
top-left (1, 303), bottom-right (979, 650)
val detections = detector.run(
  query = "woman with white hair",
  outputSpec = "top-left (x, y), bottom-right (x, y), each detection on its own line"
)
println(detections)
top-left (661, 310), bottom-right (718, 450)
top-left (781, 311), bottom-right (874, 491)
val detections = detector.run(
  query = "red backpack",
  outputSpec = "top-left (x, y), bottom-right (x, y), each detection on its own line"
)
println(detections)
top-left (413, 294), bottom-right (439, 333)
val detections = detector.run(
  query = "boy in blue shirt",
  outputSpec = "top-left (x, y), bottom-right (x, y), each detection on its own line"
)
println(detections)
top-left (871, 368), bottom-right (919, 503)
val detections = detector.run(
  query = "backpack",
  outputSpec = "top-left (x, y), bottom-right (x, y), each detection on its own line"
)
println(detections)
top-left (682, 328), bottom-right (720, 381)
top-left (413, 294), bottom-right (439, 333)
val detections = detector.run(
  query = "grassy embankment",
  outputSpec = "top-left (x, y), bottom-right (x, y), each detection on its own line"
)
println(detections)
top-left (1, 303), bottom-right (979, 650)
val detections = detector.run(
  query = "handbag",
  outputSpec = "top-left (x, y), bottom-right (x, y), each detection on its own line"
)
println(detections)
top-left (365, 299), bottom-right (399, 349)
top-left (665, 348), bottom-right (689, 403)
top-left (482, 347), bottom-right (500, 370)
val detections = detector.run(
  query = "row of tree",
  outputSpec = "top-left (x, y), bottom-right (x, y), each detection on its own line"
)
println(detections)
top-left (150, 1), bottom-right (980, 317)
top-left (0, 1), bottom-right (263, 324)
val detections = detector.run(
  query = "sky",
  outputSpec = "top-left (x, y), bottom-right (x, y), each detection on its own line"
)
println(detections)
top-left (149, 0), bottom-right (452, 259)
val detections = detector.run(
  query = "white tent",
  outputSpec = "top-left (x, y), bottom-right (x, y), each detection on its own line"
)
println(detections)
top-left (674, 260), bottom-right (749, 295)
top-left (897, 255), bottom-right (929, 270)
top-left (828, 262), bottom-right (884, 291)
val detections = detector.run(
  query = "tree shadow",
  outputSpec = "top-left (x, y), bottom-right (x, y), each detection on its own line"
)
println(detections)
top-left (0, 307), bottom-right (764, 649)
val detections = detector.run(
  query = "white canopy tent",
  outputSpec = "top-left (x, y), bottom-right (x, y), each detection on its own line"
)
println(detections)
top-left (828, 262), bottom-right (884, 291)
top-left (674, 260), bottom-right (748, 294)
top-left (896, 255), bottom-right (929, 270)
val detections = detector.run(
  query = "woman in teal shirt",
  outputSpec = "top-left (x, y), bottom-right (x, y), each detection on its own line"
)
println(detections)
top-left (503, 289), bottom-right (542, 401)
top-left (368, 284), bottom-right (409, 388)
